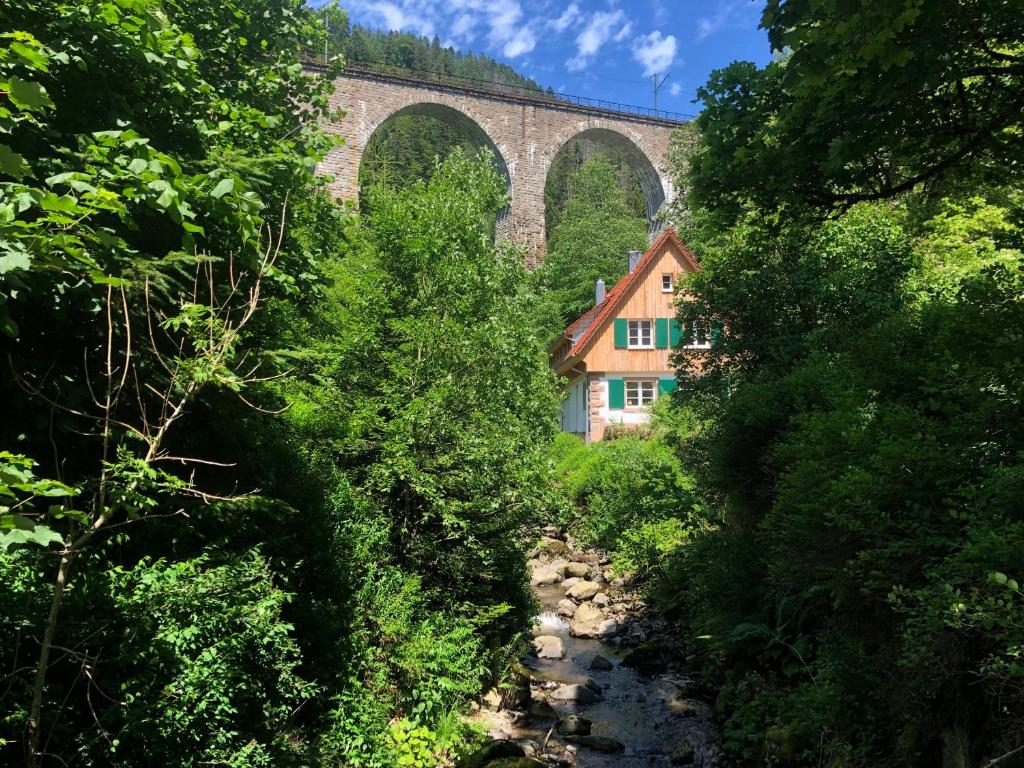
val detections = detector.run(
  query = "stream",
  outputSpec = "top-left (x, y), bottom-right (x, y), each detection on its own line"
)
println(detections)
top-left (467, 529), bottom-right (723, 768)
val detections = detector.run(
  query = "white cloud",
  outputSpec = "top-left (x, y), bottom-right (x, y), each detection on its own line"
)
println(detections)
top-left (613, 22), bottom-right (633, 42)
top-left (566, 9), bottom-right (626, 71)
top-left (503, 26), bottom-right (537, 57)
top-left (669, 82), bottom-right (682, 96)
top-left (632, 30), bottom-right (677, 76)
top-left (487, 1), bottom-right (536, 57)
top-left (549, 3), bottom-right (581, 32)
top-left (450, 13), bottom-right (477, 41)
top-left (359, 1), bottom-right (434, 37)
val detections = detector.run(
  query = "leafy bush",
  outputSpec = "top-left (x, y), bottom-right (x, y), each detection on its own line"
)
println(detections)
top-left (97, 554), bottom-right (315, 767)
top-left (549, 429), bottom-right (698, 592)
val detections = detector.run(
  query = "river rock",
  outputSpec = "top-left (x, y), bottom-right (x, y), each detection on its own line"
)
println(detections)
top-left (533, 635), bottom-right (565, 660)
top-left (592, 592), bottom-right (610, 607)
top-left (483, 759), bottom-right (550, 768)
top-left (540, 536), bottom-right (570, 557)
top-left (561, 577), bottom-right (580, 589)
top-left (457, 739), bottom-right (525, 767)
top-left (676, 699), bottom-right (715, 719)
top-left (530, 567), bottom-right (562, 587)
top-left (564, 562), bottom-right (590, 578)
top-left (556, 599), bottom-right (576, 618)
top-left (570, 602), bottom-right (605, 637)
top-left (527, 698), bottom-right (558, 719)
top-left (547, 558), bottom-right (569, 577)
top-left (596, 618), bottom-right (619, 637)
top-left (567, 734), bottom-right (625, 754)
top-left (567, 580), bottom-right (600, 601)
top-left (542, 525), bottom-right (563, 540)
top-left (670, 738), bottom-right (695, 765)
top-left (628, 623), bottom-right (648, 642)
top-left (621, 642), bottom-right (673, 676)
top-left (551, 683), bottom-right (599, 704)
top-left (589, 654), bottom-right (614, 671)
top-left (557, 715), bottom-right (592, 736)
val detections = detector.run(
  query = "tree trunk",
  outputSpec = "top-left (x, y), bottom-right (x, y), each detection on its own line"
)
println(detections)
top-left (26, 550), bottom-right (74, 768)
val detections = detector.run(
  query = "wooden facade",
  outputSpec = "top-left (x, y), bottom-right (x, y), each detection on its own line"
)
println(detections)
top-left (550, 229), bottom-right (703, 442)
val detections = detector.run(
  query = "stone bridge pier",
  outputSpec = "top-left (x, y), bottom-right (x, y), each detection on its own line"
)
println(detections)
top-left (313, 64), bottom-right (682, 267)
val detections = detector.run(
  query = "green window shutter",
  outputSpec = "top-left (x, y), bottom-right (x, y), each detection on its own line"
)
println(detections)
top-left (669, 318), bottom-right (682, 347)
top-left (655, 317), bottom-right (669, 349)
top-left (613, 318), bottom-right (628, 349)
top-left (659, 378), bottom-right (677, 397)
top-left (608, 378), bottom-right (625, 409)
top-left (711, 319), bottom-right (724, 348)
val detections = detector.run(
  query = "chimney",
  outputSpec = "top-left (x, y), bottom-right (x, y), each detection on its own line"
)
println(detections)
top-left (595, 278), bottom-right (606, 305)
top-left (628, 249), bottom-right (642, 273)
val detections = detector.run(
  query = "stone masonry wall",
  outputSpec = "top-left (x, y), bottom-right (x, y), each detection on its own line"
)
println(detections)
top-left (315, 70), bottom-right (678, 267)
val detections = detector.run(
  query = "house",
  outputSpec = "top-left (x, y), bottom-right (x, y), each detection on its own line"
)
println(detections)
top-left (549, 228), bottom-right (705, 442)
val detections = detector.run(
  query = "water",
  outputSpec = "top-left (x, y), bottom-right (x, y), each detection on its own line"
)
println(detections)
top-left (508, 583), bottom-right (722, 767)
top-left (534, 611), bottom-right (570, 633)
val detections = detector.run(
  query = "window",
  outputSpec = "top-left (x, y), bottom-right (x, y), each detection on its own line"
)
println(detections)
top-left (686, 319), bottom-right (712, 349)
top-left (627, 319), bottom-right (653, 348)
top-left (661, 274), bottom-right (673, 292)
top-left (625, 379), bottom-right (656, 407)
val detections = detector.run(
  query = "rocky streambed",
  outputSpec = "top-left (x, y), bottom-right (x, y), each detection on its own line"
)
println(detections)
top-left (465, 527), bottom-right (723, 768)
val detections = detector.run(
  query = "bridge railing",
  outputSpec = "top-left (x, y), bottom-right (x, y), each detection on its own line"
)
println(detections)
top-left (302, 56), bottom-right (692, 125)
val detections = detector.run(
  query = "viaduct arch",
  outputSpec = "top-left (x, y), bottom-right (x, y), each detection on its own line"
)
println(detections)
top-left (312, 62), bottom-right (684, 266)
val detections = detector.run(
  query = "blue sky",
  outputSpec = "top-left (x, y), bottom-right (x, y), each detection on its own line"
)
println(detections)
top-left (324, 0), bottom-right (773, 116)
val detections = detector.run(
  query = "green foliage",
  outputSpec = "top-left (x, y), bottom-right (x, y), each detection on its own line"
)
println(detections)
top-left (544, 140), bottom-right (646, 235)
top-left (360, 114), bottom-right (483, 194)
top-left (671, 193), bottom-right (1024, 764)
top-left (671, 110), bottom-right (1024, 768)
top-left (689, 0), bottom-right (1024, 220)
top-left (324, 19), bottom-right (543, 91)
top-left (548, 429), bottom-right (698, 593)
top-left (537, 155), bottom-right (649, 329)
top-left (664, 3), bottom-right (1024, 763)
top-left (98, 554), bottom-right (315, 766)
top-left (272, 151), bottom-right (560, 765)
top-left (0, 452), bottom-right (78, 550)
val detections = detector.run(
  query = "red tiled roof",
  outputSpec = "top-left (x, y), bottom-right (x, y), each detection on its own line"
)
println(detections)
top-left (558, 228), bottom-right (700, 363)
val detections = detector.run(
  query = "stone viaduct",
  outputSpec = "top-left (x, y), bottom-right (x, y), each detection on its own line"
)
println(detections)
top-left (310, 62), bottom-right (685, 266)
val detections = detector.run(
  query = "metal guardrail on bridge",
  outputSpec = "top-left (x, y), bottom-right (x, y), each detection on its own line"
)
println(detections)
top-left (302, 57), bottom-right (692, 127)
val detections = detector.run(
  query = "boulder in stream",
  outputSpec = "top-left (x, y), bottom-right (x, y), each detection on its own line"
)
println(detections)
top-left (592, 592), bottom-right (610, 607)
top-left (556, 599), bottom-right (576, 618)
top-left (596, 618), bottom-right (619, 637)
top-left (589, 654), bottom-right (614, 671)
top-left (541, 525), bottom-right (563, 539)
top-left (566, 734), bottom-right (625, 754)
top-left (570, 602), bottom-right (605, 637)
top-left (527, 698), bottom-right (557, 719)
top-left (540, 536), bottom-right (570, 557)
top-left (564, 562), bottom-right (590, 578)
top-left (530, 567), bottom-right (562, 587)
top-left (533, 635), bottom-right (565, 660)
top-left (457, 739), bottom-right (525, 767)
top-left (620, 642), bottom-right (673, 676)
top-left (566, 580), bottom-right (600, 601)
top-left (547, 558), bottom-right (569, 577)
top-left (551, 683), bottom-right (600, 704)
top-left (556, 715), bottom-right (592, 736)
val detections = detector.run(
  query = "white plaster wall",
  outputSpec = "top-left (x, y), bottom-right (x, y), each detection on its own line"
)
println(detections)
top-left (593, 371), bottom-right (672, 429)
top-left (561, 376), bottom-right (588, 435)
